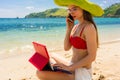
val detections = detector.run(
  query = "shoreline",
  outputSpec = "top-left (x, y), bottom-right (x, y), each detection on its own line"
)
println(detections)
top-left (1, 38), bottom-right (120, 59)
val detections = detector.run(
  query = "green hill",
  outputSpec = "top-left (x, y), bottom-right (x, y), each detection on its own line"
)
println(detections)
top-left (25, 3), bottom-right (120, 18)
top-left (25, 8), bottom-right (67, 18)
top-left (103, 3), bottom-right (120, 17)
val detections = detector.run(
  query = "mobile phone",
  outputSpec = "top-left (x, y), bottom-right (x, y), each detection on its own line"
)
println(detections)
top-left (67, 14), bottom-right (74, 22)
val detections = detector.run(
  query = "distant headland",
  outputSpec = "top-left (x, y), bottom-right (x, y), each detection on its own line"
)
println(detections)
top-left (25, 3), bottom-right (120, 18)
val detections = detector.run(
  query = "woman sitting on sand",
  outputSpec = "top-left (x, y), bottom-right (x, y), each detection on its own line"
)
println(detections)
top-left (36, 0), bottom-right (104, 80)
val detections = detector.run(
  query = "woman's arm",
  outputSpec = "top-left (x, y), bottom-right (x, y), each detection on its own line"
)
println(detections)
top-left (64, 28), bottom-right (72, 51)
top-left (69, 24), bottom-right (97, 71)
top-left (64, 18), bottom-right (74, 51)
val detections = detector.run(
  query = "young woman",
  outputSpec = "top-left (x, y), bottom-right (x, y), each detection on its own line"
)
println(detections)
top-left (36, 0), bottom-right (104, 80)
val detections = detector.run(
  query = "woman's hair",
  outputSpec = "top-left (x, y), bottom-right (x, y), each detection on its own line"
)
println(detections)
top-left (83, 10), bottom-right (99, 47)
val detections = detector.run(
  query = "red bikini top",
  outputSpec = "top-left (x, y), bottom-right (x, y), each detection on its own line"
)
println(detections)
top-left (70, 25), bottom-right (87, 49)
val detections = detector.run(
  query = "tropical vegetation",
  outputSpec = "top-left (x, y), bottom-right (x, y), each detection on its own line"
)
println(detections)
top-left (25, 3), bottom-right (120, 18)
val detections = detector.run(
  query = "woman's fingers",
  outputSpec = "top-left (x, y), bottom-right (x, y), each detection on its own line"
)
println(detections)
top-left (66, 18), bottom-right (74, 29)
top-left (66, 18), bottom-right (74, 23)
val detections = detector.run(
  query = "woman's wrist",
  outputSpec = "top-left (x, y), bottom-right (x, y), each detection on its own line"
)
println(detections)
top-left (67, 26), bottom-right (73, 30)
top-left (66, 28), bottom-right (72, 33)
top-left (68, 65), bottom-right (74, 71)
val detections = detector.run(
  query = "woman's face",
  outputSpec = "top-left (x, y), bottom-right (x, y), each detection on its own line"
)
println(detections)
top-left (68, 5), bottom-right (84, 20)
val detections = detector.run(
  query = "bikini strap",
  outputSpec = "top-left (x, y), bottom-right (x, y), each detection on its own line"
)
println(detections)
top-left (80, 24), bottom-right (86, 37)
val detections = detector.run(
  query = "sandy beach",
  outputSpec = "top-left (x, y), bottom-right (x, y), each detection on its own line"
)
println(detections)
top-left (0, 41), bottom-right (120, 80)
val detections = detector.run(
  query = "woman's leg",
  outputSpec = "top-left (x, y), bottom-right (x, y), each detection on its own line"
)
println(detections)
top-left (36, 70), bottom-right (74, 80)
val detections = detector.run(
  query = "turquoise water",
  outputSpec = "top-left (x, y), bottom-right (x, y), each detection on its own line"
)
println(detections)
top-left (0, 18), bottom-right (120, 55)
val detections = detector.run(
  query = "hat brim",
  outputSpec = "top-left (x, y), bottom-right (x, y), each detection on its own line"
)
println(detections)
top-left (54, 0), bottom-right (104, 16)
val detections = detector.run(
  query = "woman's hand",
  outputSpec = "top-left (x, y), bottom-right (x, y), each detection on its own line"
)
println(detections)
top-left (66, 17), bottom-right (74, 30)
top-left (53, 63), bottom-right (73, 71)
top-left (51, 56), bottom-right (70, 71)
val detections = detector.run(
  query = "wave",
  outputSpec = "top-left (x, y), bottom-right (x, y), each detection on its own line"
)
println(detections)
top-left (0, 45), bottom-right (33, 55)
top-left (0, 44), bottom-right (63, 59)
top-left (0, 18), bottom-right (120, 32)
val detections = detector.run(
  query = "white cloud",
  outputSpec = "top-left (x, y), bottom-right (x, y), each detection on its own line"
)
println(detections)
top-left (99, 3), bottom-right (106, 9)
top-left (26, 6), bottom-right (34, 10)
top-left (103, 1), bottom-right (107, 4)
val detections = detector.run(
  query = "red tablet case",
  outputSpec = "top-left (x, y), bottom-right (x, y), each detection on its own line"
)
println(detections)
top-left (29, 42), bottom-right (49, 70)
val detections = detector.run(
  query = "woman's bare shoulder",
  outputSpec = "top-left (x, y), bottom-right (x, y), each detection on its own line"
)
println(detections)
top-left (84, 22), bottom-right (96, 35)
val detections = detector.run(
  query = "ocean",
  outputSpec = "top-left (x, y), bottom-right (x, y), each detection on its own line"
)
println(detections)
top-left (0, 18), bottom-right (120, 57)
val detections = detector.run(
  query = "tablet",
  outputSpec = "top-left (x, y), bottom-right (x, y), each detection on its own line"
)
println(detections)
top-left (29, 42), bottom-right (52, 70)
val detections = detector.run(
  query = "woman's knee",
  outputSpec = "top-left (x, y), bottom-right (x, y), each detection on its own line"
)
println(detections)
top-left (36, 70), bottom-right (46, 79)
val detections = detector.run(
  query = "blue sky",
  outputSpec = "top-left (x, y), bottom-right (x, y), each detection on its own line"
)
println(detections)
top-left (0, 0), bottom-right (120, 18)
